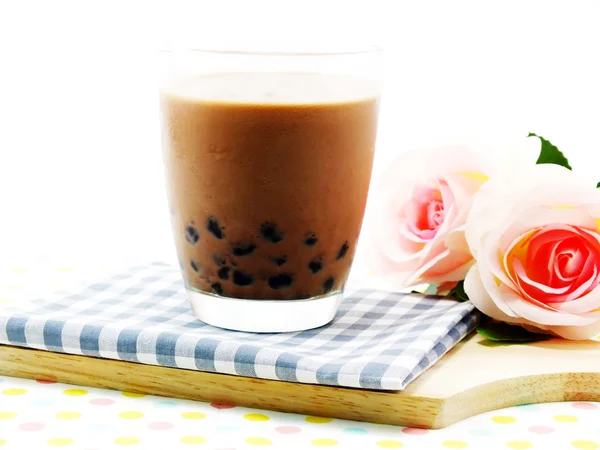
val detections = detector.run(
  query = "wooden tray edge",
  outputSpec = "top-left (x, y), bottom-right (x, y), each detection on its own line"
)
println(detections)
top-left (0, 345), bottom-right (444, 428)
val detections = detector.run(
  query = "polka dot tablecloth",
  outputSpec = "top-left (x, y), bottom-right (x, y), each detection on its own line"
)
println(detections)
top-left (0, 376), bottom-right (599, 449)
top-left (1, 264), bottom-right (600, 449)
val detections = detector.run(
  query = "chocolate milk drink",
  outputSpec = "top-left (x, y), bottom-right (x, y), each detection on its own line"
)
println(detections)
top-left (160, 67), bottom-right (380, 332)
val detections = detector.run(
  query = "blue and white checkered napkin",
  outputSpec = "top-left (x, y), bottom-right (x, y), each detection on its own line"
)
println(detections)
top-left (0, 262), bottom-right (478, 390)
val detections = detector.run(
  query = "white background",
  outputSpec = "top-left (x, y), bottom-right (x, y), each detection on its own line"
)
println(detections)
top-left (1, 0), bottom-right (599, 269)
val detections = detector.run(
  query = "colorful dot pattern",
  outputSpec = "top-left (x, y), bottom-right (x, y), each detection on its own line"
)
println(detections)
top-left (0, 376), bottom-right (599, 449)
top-left (1, 266), bottom-right (600, 448)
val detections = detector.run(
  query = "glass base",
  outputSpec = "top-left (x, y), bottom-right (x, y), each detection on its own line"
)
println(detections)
top-left (187, 288), bottom-right (344, 333)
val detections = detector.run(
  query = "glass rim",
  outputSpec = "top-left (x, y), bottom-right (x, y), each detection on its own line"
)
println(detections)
top-left (158, 45), bottom-right (383, 57)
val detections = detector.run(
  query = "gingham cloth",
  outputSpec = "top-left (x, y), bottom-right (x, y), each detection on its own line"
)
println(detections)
top-left (0, 262), bottom-right (479, 390)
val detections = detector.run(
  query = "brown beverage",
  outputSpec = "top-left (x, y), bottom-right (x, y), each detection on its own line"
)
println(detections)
top-left (160, 72), bottom-right (379, 301)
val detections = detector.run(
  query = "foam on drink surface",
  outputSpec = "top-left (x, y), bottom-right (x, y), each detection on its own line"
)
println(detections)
top-left (161, 72), bottom-right (379, 105)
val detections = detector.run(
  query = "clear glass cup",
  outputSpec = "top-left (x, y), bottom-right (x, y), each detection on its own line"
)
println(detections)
top-left (159, 46), bottom-right (382, 332)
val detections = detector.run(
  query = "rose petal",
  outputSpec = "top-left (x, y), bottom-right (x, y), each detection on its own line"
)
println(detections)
top-left (466, 265), bottom-right (600, 340)
top-left (528, 225), bottom-right (581, 252)
top-left (465, 265), bottom-right (523, 323)
top-left (572, 228), bottom-right (600, 283)
top-left (560, 247), bottom-right (584, 278)
top-left (530, 320), bottom-right (600, 340)
top-left (513, 258), bottom-right (571, 295)
top-left (404, 184), bottom-right (442, 239)
top-left (480, 231), bottom-right (519, 290)
top-left (496, 205), bottom-right (597, 258)
top-left (445, 225), bottom-right (471, 255)
top-left (410, 248), bottom-right (473, 285)
top-left (403, 248), bottom-right (451, 286)
top-left (482, 229), bottom-right (577, 316)
top-left (554, 236), bottom-right (590, 281)
top-left (377, 146), bottom-right (493, 200)
top-left (548, 282), bottom-right (600, 314)
top-left (474, 244), bottom-right (521, 319)
top-left (399, 223), bottom-right (430, 244)
top-left (503, 228), bottom-right (540, 291)
top-left (397, 202), bottom-right (461, 275)
top-left (554, 266), bottom-right (598, 304)
top-left (504, 289), bottom-right (598, 326)
top-left (552, 253), bottom-right (598, 303)
top-left (549, 242), bottom-right (578, 285)
top-left (526, 225), bottom-right (582, 285)
top-left (466, 164), bottom-right (600, 258)
top-left (376, 211), bottom-right (423, 261)
top-left (485, 229), bottom-right (567, 317)
top-left (442, 172), bottom-right (488, 218)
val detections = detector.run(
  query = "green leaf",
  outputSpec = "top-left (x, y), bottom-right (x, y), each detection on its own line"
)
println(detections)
top-left (476, 322), bottom-right (553, 343)
top-left (423, 284), bottom-right (439, 295)
top-left (410, 284), bottom-right (439, 295)
top-left (448, 280), bottom-right (469, 302)
top-left (528, 133), bottom-right (572, 170)
top-left (597, 182), bottom-right (600, 189)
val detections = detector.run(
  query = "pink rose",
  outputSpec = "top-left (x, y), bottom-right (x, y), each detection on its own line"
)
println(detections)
top-left (465, 164), bottom-right (600, 340)
top-left (365, 147), bottom-right (492, 288)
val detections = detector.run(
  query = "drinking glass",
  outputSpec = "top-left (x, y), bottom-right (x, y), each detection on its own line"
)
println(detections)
top-left (159, 46), bottom-right (382, 332)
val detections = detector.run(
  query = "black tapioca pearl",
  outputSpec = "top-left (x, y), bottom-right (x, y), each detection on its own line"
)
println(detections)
top-left (190, 260), bottom-right (201, 273)
top-left (308, 258), bottom-right (323, 274)
top-left (268, 273), bottom-right (294, 289)
top-left (270, 255), bottom-right (287, 266)
top-left (232, 243), bottom-right (257, 257)
top-left (323, 276), bottom-right (335, 293)
top-left (260, 222), bottom-right (284, 243)
top-left (185, 224), bottom-right (199, 244)
top-left (212, 254), bottom-right (226, 267)
top-left (336, 242), bottom-right (349, 260)
top-left (206, 216), bottom-right (224, 239)
top-left (232, 270), bottom-right (254, 287)
top-left (304, 232), bottom-right (318, 247)
top-left (210, 282), bottom-right (224, 296)
top-left (217, 266), bottom-right (231, 281)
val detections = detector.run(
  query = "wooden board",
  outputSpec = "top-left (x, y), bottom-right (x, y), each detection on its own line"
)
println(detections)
top-left (1, 333), bottom-right (599, 429)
